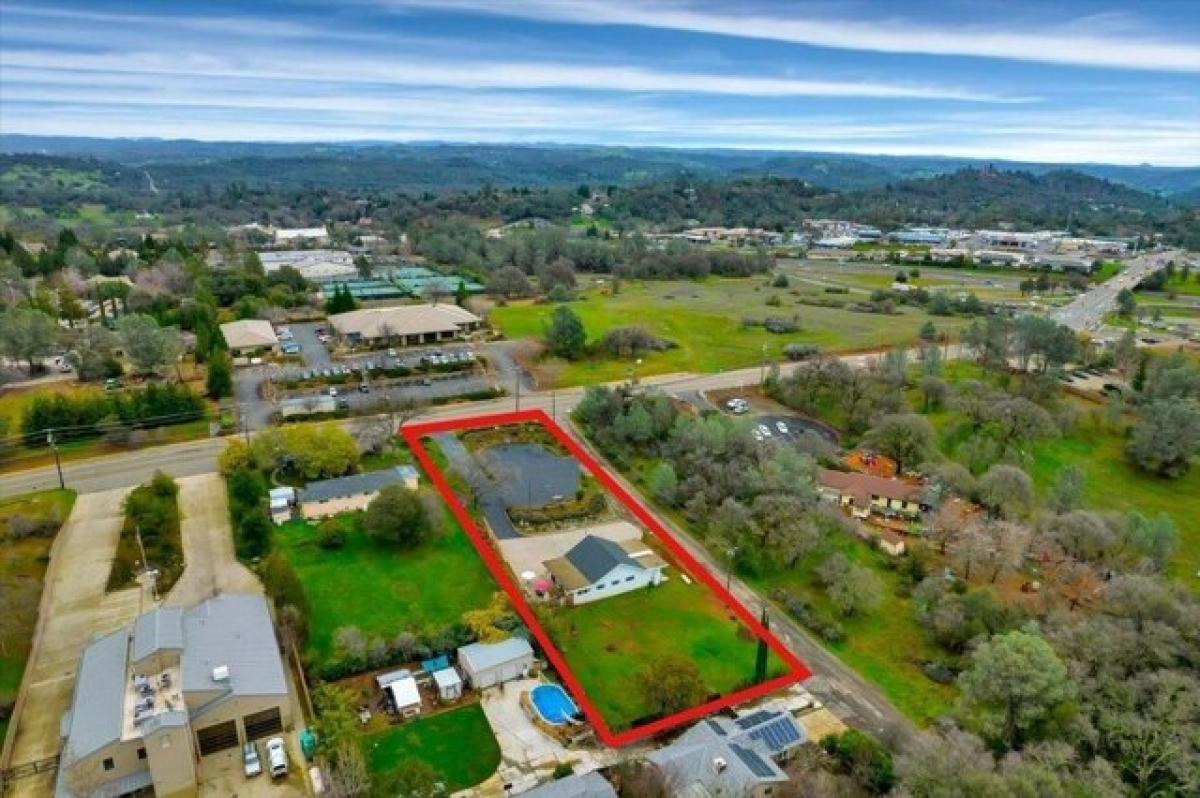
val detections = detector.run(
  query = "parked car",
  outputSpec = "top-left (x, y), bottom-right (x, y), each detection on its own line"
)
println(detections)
top-left (757, 424), bottom-right (772, 437)
top-left (243, 742), bottom-right (262, 777)
top-left (776, 421), bottom-right (789, 434)
top-left (388, 348), bottom-right (397, 357)
top-left (358, 383), bottom-right (370, 393)
top-left (328, 386), bottom-right (338, 397)
top-left (266, 737), bottom-right (288, 778)
top-left (104, 378), bottom-right (122, 391)
top-left (753, 429), bottom-right (764, 442)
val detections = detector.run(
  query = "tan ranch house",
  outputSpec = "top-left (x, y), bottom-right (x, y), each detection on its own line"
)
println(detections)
top-left (817, 469), bottom-right (928, 519)
top-left (54, 594), bottom-right (292, 798)
top-left (297, 465), bottom-right (418, 519)
top-left (328, 304), bottom-right (481, 348)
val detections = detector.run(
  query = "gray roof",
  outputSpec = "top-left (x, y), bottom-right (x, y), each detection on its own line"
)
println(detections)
top-left (181, 594), bottom-right (288, 702)
top-left (63, 628), bottom-right (130, 764)
top-left (139, 710), bottom-right (189, 735)
top-left (298, 466), bottom-right (418, 503)
top-left (563, 536), bottom-right (640, 583)
top-left (646, 711), bottom-right (804, 793)
top-left (457, 637), bottom-right (533, 674)
top-left (132, 607), bottom-right (184, 663)
top-left (56, 767), bottom-right (153, 798)
top-left (520, 771), bottom-right (617, 798)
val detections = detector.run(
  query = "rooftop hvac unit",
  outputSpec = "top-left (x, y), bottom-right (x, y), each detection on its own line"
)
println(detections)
top-left (212, 665), bottom-right (230, 681)
top-left (713, 756), bottom-right (728, 773)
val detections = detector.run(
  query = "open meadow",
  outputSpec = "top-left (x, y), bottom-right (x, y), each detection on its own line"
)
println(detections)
top-left (491, 275), bottom-right (971, 386)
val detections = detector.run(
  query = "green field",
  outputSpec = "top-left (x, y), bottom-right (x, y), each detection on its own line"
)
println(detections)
top-left (0, 490), bottom-right (76, 723)
top-left (275, 511), bottom-right (498, 665)
top-left (362, 703), bottom-right (499, 793)
top-left (491, 277), bottom-right (968, 386)
top-left (537, 575), bottom-right (785, 730)
top-left (1025, 423), bottom-right (1200, 585)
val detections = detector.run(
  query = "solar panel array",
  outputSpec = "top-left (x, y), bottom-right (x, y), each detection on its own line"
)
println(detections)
top-left (729, 743), bottom-right (777, 778)
top-left (746, 715), bottom-right (803, 754)
top-left (733, 709), bottom-right (774, 730)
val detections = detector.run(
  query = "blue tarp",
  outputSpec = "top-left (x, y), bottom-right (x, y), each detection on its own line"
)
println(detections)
top-left (421, 655), bottom-right (449, 673)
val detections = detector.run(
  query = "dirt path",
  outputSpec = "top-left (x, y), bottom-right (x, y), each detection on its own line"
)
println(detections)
top-left (3, 489), bottom-right (146, 797)
top-left (164, 473), bottom-right (261, 607)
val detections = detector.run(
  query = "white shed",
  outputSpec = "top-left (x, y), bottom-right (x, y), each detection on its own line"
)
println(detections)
top-left (457, 638), bottom-right (534, 689)
top-left (385, 676), bottom-right (422, 718)
top-left (431, 668), bottom-right (463, 702)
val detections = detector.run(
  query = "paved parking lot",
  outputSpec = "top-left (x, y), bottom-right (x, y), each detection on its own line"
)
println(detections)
top-left (750, 413), bottom-right (839, 445)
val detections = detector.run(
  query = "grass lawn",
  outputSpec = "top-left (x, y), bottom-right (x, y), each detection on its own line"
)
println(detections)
top-left (749, 537), bottom-right (957, 726)
top-left (491, 278), bottom-right (968, 386)
top-left (362, 703), bottom-right (499, 793)
top-left (537, 575), bottom-right (786, 730)
top-left (275, 512), bottom-right (498, 665)
top-left (0, 490), bottom-right (76, 715)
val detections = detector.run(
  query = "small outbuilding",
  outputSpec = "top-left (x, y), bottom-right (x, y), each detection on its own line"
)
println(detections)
top-left (432, 668), bottom-right (463, 702)
top-left (457, 638), bottom-right (534, 689)
top-left (268, 486), bottom-right (296, 525)
top-left (377, 669), bottom-right (422, 718)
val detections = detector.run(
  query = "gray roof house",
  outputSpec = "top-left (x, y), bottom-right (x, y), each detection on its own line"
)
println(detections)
top-left (520, 770), bottom-right (618, 798)
top-left (543, 534), bottom-right (667, 605)
top-left (297, 465), bottom-right (419, 518)
top-left (646, 709), bottom-right (806, 797)
top-left (55, 594), bottom-right (292, 798)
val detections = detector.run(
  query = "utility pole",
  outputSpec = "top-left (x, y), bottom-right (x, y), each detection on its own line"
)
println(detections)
top-left (46, 429), bottom-right (64, 489)
top-left (514, 375), bottom-right (521, 411)
top-left (135, 524), bottom-right (157, 602)
top-left (551, 389), bottom-right (556, 421)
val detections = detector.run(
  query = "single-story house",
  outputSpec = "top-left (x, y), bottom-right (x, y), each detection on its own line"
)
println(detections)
top-left (432, 668), bottom-right (464, 702)
top-left (817, 469), bottom-right (928, 519)
top-left (520, 771), bottom-right (617, 798)
top-left (220, 319), bottom-right (280, 356)
top-left (543, 535), bottom-right (667, 606)
top-left (646, 708), bottom-right (806, 797)
top-left (55, 594), bottom-right (291, 798)
top-left (297, 466), bottom-right (418, 519)
top-left (457, 638), bottom-right (534, 689)
top-left (328, 303), bottom-right (482, 347)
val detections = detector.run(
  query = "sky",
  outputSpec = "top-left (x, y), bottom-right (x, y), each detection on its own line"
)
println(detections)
top-left (1, 0), bottom-right (1198, 165)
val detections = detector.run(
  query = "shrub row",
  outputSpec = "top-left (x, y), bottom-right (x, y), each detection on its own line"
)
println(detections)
top-left (22, 383), bottom-right (206, 442)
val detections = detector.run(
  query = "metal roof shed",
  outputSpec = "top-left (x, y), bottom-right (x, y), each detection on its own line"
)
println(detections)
top-left (431, 668), bottom-right (463, 702)
top-left (457, 638), bottom-right (534, 689)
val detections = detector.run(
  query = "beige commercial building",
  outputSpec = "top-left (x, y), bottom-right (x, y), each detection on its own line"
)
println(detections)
top-left (54, 594), bottom-right (292, 798)
top-left (328, 303), bottom-right (482, 347)
top-left (219, 319), bottom-right (280, 355)
top-left (297, 465), bottom-right (419, 520)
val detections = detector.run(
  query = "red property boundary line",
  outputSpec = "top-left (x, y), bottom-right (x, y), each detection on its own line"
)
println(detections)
top-left (402, 408), bottom-right (810, 747)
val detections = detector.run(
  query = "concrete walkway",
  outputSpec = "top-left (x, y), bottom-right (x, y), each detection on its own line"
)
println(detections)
top-left (165, 473), bottom-right (261, 607)
top-left (3, 489), bottom-right (146, 798)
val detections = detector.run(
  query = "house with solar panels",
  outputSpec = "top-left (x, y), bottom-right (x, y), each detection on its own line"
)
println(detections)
top-left (646, 708), bottom-right (806, 796)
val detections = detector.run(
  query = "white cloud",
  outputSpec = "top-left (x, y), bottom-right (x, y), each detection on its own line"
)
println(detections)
top-left (380, 0), bottom-right (1200, 73)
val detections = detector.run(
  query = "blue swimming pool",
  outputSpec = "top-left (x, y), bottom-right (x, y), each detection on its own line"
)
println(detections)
top-left (530, 683), bottom-right (579, 726)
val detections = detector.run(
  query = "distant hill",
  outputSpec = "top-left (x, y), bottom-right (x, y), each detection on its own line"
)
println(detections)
top-left (2, 135), bottom-right (1198, 197)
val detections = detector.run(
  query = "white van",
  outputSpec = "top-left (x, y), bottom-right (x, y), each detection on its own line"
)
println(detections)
top-left (266, 737), bottom-right (288, 778)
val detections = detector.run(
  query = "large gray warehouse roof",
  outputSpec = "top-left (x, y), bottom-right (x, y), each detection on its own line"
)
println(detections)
top-left (181, 594), bottom-right (288, 703)
top-left (63, 628), bottom-right (130, 764)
